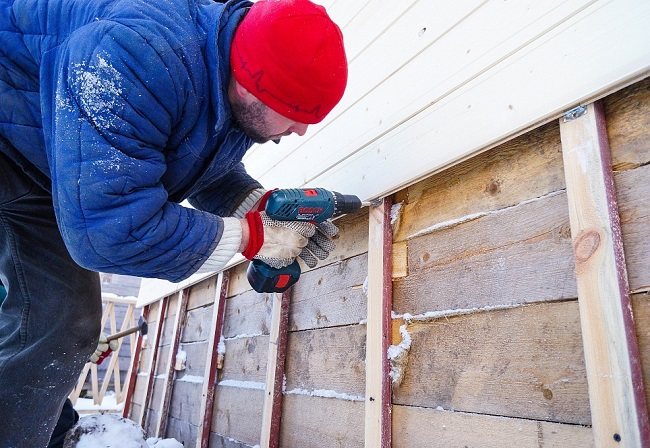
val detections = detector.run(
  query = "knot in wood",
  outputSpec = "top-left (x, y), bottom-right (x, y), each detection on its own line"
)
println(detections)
top-left (573, 230), bottom-right (601, 263)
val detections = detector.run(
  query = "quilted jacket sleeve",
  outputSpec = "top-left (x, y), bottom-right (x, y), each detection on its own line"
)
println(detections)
top-left (44, 21), bottom-right (224, 282)
top-left (188, 162), bottom-right (263, 217)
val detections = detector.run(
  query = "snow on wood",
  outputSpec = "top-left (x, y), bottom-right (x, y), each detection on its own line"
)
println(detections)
top-left (392, 303), bottom-right (525, 323)
top-left (387, 324), bottom-right (412, 387)
top-left (224, 332), bottom-right (264, 341)
top-left (284, 387), bottom-right (364, 402)
top-left (173, 349), bottom-right (186, 371)
top-left (176, 374), bottom-right (204, 384)
top-left (217, 334), bottom-right (226, 369)
top-left (218, 379), bottom-right (266, 390)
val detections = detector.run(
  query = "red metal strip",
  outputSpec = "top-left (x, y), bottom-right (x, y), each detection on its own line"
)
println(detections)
top-left (140, 296), bottom-right (169, 429)
top-left (198, 272), bottom-right (231, 448)
top-left (381, 197), bottom-right (393, 448)
top-left (594, 100), bottom-right (650, 445)
top-left (122, 305), bottom-right (150, 419)
top-left (268, 288), bottom-right (291, 448)
top-left (156, 290), bottom-right (190, 437)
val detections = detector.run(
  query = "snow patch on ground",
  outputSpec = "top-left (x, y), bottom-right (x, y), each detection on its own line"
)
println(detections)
top-left (64, 414), bottom-right (182, 448)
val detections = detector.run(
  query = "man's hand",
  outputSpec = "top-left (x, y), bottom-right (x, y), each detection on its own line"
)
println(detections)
top-left (299, 220), bottom-right (338, 268)
top-left (240, 211), bottom-right (315, 268)
top-left (89, 333), bottom-right (119, 365)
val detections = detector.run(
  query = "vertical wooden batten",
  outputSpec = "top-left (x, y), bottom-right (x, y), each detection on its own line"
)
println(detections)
top-left (140, 296), bottom-right (169, 429)
top-left (260, 289), bottom-right (292, 448)
top-left (365, 197), bottom-right (393, 448)
top-left (559, 101), bottom-right (650, 447)
top-left (197, 272), bottom-right (230, 448)
top-left (123, 304), bottom-right (149, 419)
top-left (155, 290), bottom-right (189, 438)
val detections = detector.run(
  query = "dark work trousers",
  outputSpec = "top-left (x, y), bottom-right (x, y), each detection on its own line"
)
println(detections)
top-left (0, 152), bottom-right (102, 447)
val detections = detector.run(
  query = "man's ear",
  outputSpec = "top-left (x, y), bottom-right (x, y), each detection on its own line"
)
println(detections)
top-left (232, 79), bottom-right (256, 103)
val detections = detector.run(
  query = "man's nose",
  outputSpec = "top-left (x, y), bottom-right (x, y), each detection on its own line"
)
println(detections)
top-left (291, 123), bottom-right (309, 136)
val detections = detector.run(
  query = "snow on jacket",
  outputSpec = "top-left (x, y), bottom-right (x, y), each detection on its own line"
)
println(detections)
top-left (0, 0), bottom-right (261, 281)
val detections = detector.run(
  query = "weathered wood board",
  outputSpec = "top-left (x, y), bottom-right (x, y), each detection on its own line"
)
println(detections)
top-left (167, 416), bottom-right (198, 448)
top-left (220, 335), bottom-right (269, 383)
top-left (177, 341), bottom-right (209, 378)
top-left (209, 434), bottom-right (255, 448)
top-left (187, 277), bottom-right (219, 311)
top-left (392, 405), bottom-right (593, 448)
top-left (182, 304), bottom-right (215, 343)
top-left (222, 291), bottom-right (272, 338)
top-left (392, 301), bottom-right (590, 425)
top-left (211, 385), bottom-right (264, 446)
top-left (604, 77), bottom-right (650, 171)
top-left (614, 164), bottom-right (650, 292)
top-left (560, 100), bottom-right (648, 446)
top-left (632, 293), bottom-right (650, 411)
top-left (279, 395), bottom-right (364, 448)
top-left (169, 378), bottom-right (204, 427)
top-left (284, 325), bottom-right (366, 398)
top-left (159, 294), bottom-right (179, 346)
top-left (394, 191), bottom-right (576, 314)
top-left (289, 254), bottom-right (368, 332)
top-left (393, 120), bottom-right (564, 243)
top-left (225, 263), bottom-right (251, 300)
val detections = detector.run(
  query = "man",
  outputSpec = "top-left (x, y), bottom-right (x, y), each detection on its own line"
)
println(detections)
top-left (0, 0), bottom-right (348, 445)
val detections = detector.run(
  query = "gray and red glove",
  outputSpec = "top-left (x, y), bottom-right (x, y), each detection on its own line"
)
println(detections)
top-left (299, 220), bottom-right (339, 268)
top-left (242, 210), bottom-right (315, 268)
top-left (242, 190), bottom-right (339, 268)
top-left (89, 333), bottom-right (119, 365)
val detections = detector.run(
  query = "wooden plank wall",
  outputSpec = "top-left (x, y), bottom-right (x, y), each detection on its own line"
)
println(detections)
top-left (125, 77), bottom-right (650, 447)
top-left (389, 106), bottom-right (593, 446)
top-left (130, 279), bottom-right (221, 446)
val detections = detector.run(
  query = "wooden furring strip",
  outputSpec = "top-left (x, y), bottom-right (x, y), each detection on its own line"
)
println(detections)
top-left (260, 289), bottom-right (292, 448)
top-left (155, 290), bottom-right (189, 438)
top-left (122, 305), bottom-right (150, 419)
top-left (365, 197), bottom-right (393, 448)
top-left (197, 272), bottom-right (230, 448)
top-left (559, 100), bottom-right (650, 447)
top-left (140, 296), bottom-right (169, 429)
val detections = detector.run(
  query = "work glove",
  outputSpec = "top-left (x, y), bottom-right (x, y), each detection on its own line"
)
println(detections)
top-left (89, 333), bottom-right (119, 365)
top-left (242, 211), bottom-right (315, 269)
top-left (299, 220), bottom-right (339, 268)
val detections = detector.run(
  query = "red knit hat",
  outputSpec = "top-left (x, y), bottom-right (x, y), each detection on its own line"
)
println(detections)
top-left (230, 0), bottom-right (348, 124)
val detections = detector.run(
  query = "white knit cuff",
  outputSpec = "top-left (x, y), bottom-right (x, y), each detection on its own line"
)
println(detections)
top-left (195, 217), bottom-right (242, 274)
top-left (232, 188), bottom-right (266, 218)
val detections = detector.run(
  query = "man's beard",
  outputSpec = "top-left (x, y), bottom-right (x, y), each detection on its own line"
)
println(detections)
top-left (231, 99), bottom-right (273, 144)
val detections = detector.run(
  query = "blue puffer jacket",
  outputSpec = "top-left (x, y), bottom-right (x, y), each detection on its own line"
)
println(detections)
top-left (0, 0), bottom-right (261, 281)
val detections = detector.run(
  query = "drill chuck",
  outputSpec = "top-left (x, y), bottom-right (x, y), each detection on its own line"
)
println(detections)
top-left (331, 192), bottom-right (362, 217)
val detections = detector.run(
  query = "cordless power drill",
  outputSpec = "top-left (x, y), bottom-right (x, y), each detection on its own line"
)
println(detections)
top-left (247, 188), bottom-right (367, 293)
